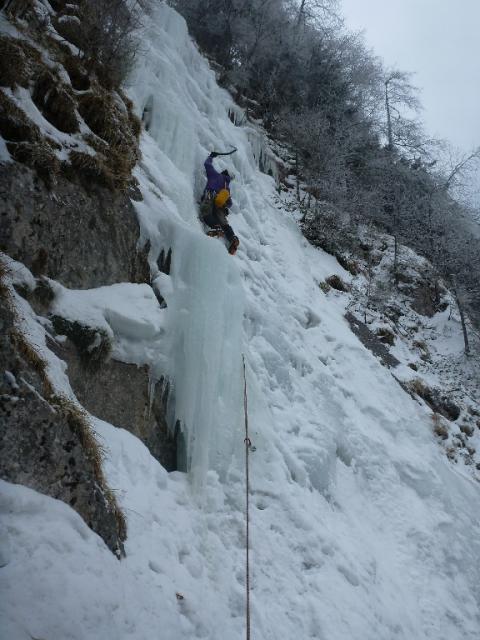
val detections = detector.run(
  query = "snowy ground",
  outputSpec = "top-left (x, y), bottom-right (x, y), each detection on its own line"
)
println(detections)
top-left (1, 3), bottom-right (480, 639)
top-left (342, 234), bottom-right (480, 474)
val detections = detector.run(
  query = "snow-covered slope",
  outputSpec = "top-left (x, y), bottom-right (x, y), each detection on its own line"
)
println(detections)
top-left (2, 4), bottom-right (480, 639)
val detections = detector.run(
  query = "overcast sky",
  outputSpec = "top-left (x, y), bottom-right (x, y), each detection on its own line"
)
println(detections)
top-left (340, 0), bottom-right (480, 153)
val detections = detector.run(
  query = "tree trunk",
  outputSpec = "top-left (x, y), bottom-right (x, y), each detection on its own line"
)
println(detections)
top-left (385, 82), bottom-right (393, 151)
top-left (452, 283), bottom-right (470, 356)
top-left (364, 257), bottom-right (373, 324)
top-left (433, 278), bottom-right (441, 308)
top-left (393, 233), bottom-right (398, 285)
top-left (295, 151), bottom-right (300, 201)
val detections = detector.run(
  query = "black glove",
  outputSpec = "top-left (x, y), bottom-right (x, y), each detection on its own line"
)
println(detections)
top-left (210, 151), bottom-right (219, 158)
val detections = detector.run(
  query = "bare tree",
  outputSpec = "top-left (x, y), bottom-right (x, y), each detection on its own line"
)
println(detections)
top-left (383, 69), bottom-right (422, 152)
top-left (440, 146), bottom-right (480, 195)
top-left (294, 0), bottom-right (339, 30)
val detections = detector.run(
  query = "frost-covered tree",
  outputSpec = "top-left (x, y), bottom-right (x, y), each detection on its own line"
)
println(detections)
top-left (173, 0), bottom-right (480, 335)
top-left (383, 69), bottom-right (423, 154)
top-left (54, 0), bottom-right (149, 88)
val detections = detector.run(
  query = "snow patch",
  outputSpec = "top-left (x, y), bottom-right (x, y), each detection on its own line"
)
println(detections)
top-left (50, 282), bottom-right (166, 369)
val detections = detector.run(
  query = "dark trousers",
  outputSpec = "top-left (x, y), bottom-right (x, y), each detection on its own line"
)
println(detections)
top-left (201, 203), bottom-right (235, 242)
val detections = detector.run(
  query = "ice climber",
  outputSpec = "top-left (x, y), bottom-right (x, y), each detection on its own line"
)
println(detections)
top-left (200, 152), bottom-right (240, 255)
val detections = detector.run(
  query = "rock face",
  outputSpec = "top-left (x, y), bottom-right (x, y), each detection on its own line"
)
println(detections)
top-left (0, 9), bottom-right (173, 558)
top-left (49, 336), bottom-right (178, 471)
top-left (345, 312), bottom-right (400, 369)
top-left (0, 301), bottom-right (126, 556)
top-left (0, 159), bottom-right (178, 476)
top-left (0, 163), bottom-right (149, 289)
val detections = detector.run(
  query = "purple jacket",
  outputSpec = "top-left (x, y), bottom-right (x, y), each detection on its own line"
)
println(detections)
top-left (204, 155), bottom-right (231, 194)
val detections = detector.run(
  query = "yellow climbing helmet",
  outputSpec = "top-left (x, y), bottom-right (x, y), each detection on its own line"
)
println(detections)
top-left (214, 188), bottom-right (230, 208)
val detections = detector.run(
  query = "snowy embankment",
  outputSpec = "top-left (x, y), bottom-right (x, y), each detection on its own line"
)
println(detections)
top-left (2, 3), bottom-right (480, 640)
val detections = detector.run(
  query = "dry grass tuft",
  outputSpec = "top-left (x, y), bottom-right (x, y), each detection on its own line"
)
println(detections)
top-left (0, 35), bottom-right (41, 89)
top-left (446, 446), bottom-right (457, 461)
top-left (413, 339), bottom-right (429, 352)
top-left (83, 132), bottom-right (109, 155)
top-left (32, 71), bottom-right (79, 134)
top-left (51, 396), bottom-right (105, 482)
top-left (0, 31), bottom-right (141, 191)
top-left (127, 109), bottom-right (142, 139)
top-left (0, 90), bottom-right (59, 186)
top-left (325, 274), bottom-right (350, 292)
top-left (10, 328), bottom-right (54, 397)
top-left (408, 378), bottom-right (430, 397)
top-left (73, 141), bottom-right (138, 192)
top-left (118, 89), bottom-right (142, 138)
top-left (2, 0), bottom-right (35, 19)
top-left (67, 150), bottom-right (116, 190)
top-left (7, 140), bottom-right (60, 186)
top-left (50, 395), bottom-right (127, 543)
top-left (78, 90), bottom-right (133, 147)
top-left (105, 487), bottom-right (128, 544)
top-left (63, 55), bottom-right (90, 91)
top-left (0, 36), bottom-right (29, 88)
top-left (376, 327), bottom-right (395, 346)
top-left (432, 413), bottom-right (449, 440)
top-left (108, 143), bottom-right (138, 189)
top-left (336, 254), bottom-right (360, 276)
top-left (407, 378), bottom-right (460, 422)
top-left (75, 89), bottom-right (140, 189)
top-left (459, 423), bottom-right (475, 438)
top-left (0, 89), bottom-right (41, 142)
top-left (413, 339), bottom-right (431, 363)
top-left (52, 13), bottom-right (84, 51)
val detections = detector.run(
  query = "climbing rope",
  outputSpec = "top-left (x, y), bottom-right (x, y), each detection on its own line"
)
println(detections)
top-left (242, 354), bottom-right (251, 640)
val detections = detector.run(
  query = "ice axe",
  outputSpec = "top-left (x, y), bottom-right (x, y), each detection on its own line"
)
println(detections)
top-left (210, 145), bottom-right (238, 157)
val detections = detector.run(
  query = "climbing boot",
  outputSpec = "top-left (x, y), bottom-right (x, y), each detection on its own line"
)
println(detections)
top-left (207, 227), bottom-right (224, 238)
top-left (228, 236), bottom-right (240, 255)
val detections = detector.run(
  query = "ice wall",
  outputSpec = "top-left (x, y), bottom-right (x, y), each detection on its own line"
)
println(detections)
top-left (126, 4), bottom-right (252, 485)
